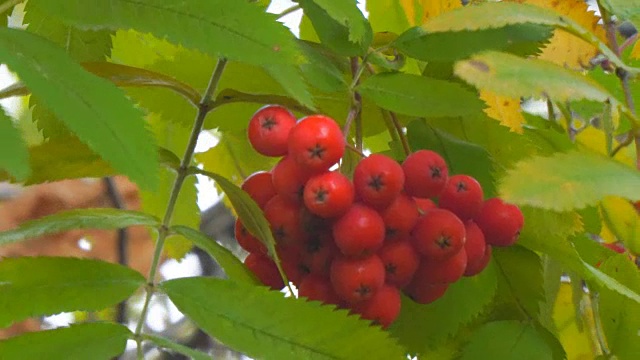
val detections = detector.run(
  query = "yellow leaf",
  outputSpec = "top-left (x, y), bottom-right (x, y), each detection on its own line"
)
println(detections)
top-left (553, 283), bottom-right (598, 359)
top-left (575, 126), bottom-right (635, 166)
top-left (400, 0), bottom-right (462, 26)
top-left (631, 40), bottom-right (640, 59)
top-left (600, 196), bottom-right (640, 255)
top-left (479, 90), bottom-right (525, 133)
top-left (507, 0), bottom-right (606, 69)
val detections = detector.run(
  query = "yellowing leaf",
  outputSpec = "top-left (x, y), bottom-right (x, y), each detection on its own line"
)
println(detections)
top-left (600, 196), bottom-right (640, 255)
top-left (400, 0), bottom-right (462, 26)
top-left (479, 90), bottom-right (525, 133)
top-left (552, 283), bottom-right (597, 360)
top-left (576, 127), bottom-right (635, 166)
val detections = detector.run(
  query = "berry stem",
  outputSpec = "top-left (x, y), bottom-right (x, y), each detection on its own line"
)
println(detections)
top-left (345, 142), bottom-right (366, 157)
top-left (133, 58), bottom-right (228, 359)
top-left (343, 57), bottom-right (364, 148)
top-left (389, 111), bottom-right (411, 156)
top-left (276, 4), bottom-right (301, 19)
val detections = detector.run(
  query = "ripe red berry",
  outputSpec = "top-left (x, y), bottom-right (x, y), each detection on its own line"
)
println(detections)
top-left (414, 248), bottom-right (467, 284)
top-left (411, 208), bottom-right (466, 260)
top-left (244, 252), bottom-right (284, 290)
top-left (277, 244), bottom-right (308, 286)
top-left (303, 171), bottom-right (354, 218)
top-left (378, 240), bottom-right (419, 288)
top-left (271, 156), bottom-right (311, 203)
top-left (402, 150), bottom-right (449, 198)
top-left (463, 221), bottom-right (486, 270)
top-left (353, 154), bottom-right (405, 208)
top-left (439, 174), bottom-right (484, 221)
top-left (352, 284), bottom-right (401, 329)
top-left (287, 115), bottom-right (345, 173)
top-left (464, 244), bottom-right (492, 277)
top-left (263, 195), bottom-right (304, 245)
top-left (414, 197), bottom-right (436, 214)
top-left (298, 274), bottom-right (342, 305)
top-left (474, 198), bottom-right (524, 247)
top-left (333, 204), bottom-right (386, 257)
top-left (234, 219), bottom-right (267, 255)
top-left (300, 233), bottom-right (338, 276)
top-left (330, 254), bottom-right (385, 303)
top-left (241, 171), bottom-right (277, 209)
top-left (404, 281), bottom-right (449, 305)
top-left (380, 194), bottom-right (419, 241)
top-left (247, 105), bottom-right (297, 156)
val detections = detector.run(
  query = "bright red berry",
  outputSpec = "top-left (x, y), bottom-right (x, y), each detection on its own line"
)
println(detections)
top-left (247, 105), bottom-right (297, 156)
top-left (474, 198), bottom-right (524, 247)
top-left (263, 195), bottom-right (305, 245)
top-left (464, 244), bottom-right (492, 276)
top-left (353, 154), bottom-right (405, 208)
top-left (303, 171), bottom-right (354, 218)
top-left (402, 150), bottom-right (449, 198)
top-left (300, 233), bottom-right (338, 276)
top-left (411, 208), bottom-right (466, 260)
top-left (298, 274), bottom-right (342, 305)
top-left (287, 115), bottom-right (345, 173)
top-left (330, 254), bottom-right (385, 303)
top-left (404, 281), bottom-right (448, 305)
top-left (333, 204), bottom-right (386, 257)
top-left (380, 194), bottom-right (419, 241)
top-left (378, 240), bottom-right (419, 288)
top-left (414, 197), bottom-right (437, 214)
top-left (241, 171), bottom-right (277, 209)
top-left (439, 174), bottom-right (484, 221)
top-left (271, 156), bottom-right (311, 203)
top-left (244, 252), bottom-right (284, 290)
top-left (277, 244), bottom-right (308, 286)
top-left (234, 219), bottom-right (267, 255)
top-left (463, 221), bottom-right (486, 270)
top-left (352, 284), bottom-right (401, 329)
top-left (414, 248), bottom-right (467, 284)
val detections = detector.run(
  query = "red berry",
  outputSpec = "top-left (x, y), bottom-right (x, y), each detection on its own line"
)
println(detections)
top-left (303, 171), bottom-right (354, 218)
top-left (298, 274), bottom-right (342, 305)
top-left (414, 248), bottom-right (467, 284)
top-left (465, 245), bottom-right (492, 276)
top-left (277, 244), bottom-right (308, 286)
top-left (353, 154), bottom-right (405, 208)
top-left (333, 204), bottom-right (386, 257)
top-left (463, 221), bottom-right (486, 270)
top-left (414, 197), bottom-right (436, 214)
top-left (603, 242), bottom-right (625, 254)
top-left (474, 198), bottom-right (524, 247)
top-left (404, 281), bottom-right (448, 305)
top-left (439, 175), bottom-right (484, 221)
top-left (402, 150), bottom-right (449, 198)
top-left (271, 156), bottom-right (311, 203)
top-left (287, 115), bottom-right (345, 173)
top-left (244, 252), bottom-right (284, 290)
top-left (380, 194), bottom-right (419, 241)
top-left (301, 233), bottom-right (338, 276)
top-left (330, 254), bottom-right (385, 303)
top-left (247, 105), bottom-right (297, 156)
top-left (241, 171), bottom-right (277, 209)
top-left (264, 195), bottom-right (305, 245)
top-left (234, 219), bottom-right (267, 255)
top-left (378, 240), bottom-right (419, 288)
top-left (411, 209), bottom-right (466, 260)
top-left (352, 284), bottom-right (401, 329)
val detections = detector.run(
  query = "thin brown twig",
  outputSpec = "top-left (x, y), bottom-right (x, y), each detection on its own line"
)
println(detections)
top-left (389, 111), bottom-right (411, 156)
top-left (345, 142), bottom-right (366, 158)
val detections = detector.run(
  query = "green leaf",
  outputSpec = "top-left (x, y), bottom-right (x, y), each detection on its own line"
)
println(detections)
top-left (389, 261), bottom-right (498, 355)
top-left (162, 277), bottom-right (407, 360)
top-left (455, 51), bottom-right (617, 104)
top-left (406, 119), bottom-right (495, 197)
top-left (499, 150), bottom-right (640, 211)
top-left (357, 73), bottom-right (485, 118)
top-left (142, 334), bottom-right (211, 360)
top-left (460, 321), bottom-right (558, 360)
top-left (0, 257), bottom-right (145, 327)
top-left (307, 0), bottom-right (368, 44)
top-left (264, 64), bottom-right (316, 111)
top-left (298, 41), bottom-right (348, 94)
top-left (0, 109), bottom-right (30, 181)
top-left (0, 27), bottom-right (159, 190)
top-left (600, 0), bottom-right (640, 26)
top-left (493, 246), bottom-right (544, 319)
top-left (394, 23), bottom-right (552, 62)
top-left (171, 225), bottom-right (259, 285)
top-left (0, 208), bottom-right (159, 246)
top-left (0, 322), bottom-right (130, 360)
top-left (366, 1), bottom-right (410, 35)
top-left (30, 0), bottom-right (300, 67)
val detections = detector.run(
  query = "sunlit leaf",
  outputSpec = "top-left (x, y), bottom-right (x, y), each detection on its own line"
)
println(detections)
top-left (0, 108), bottom-right (30, 181)
top-left (479, 91), bottom-right (525, 134)
top-left (600, 196), bottom-right (640, 255)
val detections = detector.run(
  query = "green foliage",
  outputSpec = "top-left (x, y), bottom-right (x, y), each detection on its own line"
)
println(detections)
top-left (142, 334), bottom-right (212, 360)
top-left (366, 1), bottom-right (410, 35)
top-left (0, 108), bottom-right (29, 181)
top-left (357, 73), bottom-right (484, 117)
top-left (0, 27), bottom-right (159, 189)
top-left (0, 322), bottom-right (130, 360)
top-left (0, 257), bottom-right (144, 327)
top-left (599, 0), bottom-right (640, 26)
top-left (171, 225), bottom-right (259, 285)
top-left (499, 151), bottom-right (640, 211)
top-left (0, 209), bottom-right (159, 246)
top-left (308, 0), bottom-right (369, 44)
top-left (162, 277), bottom-right (408, 360)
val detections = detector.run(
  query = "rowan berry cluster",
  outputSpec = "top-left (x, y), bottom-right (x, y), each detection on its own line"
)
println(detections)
top-left (238, 105), bottom-right (524, 329)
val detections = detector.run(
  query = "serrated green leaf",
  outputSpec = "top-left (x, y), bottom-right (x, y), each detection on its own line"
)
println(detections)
top-left (406, 119), bottom-right (495, 197)
top-left (366, 1), bottom-right (410, 35)
top-left (0, 208), bottom-right (159, 246)
top-left (600, 0), bottom-right (640, 26)
top-left (460, 321), bottom-right (557, 360)
top-left (264, 64), bottom-right (316, 110)
top-left (30, 0), bottom-right (300, 67)
top-left (0, 108), bottom-right (30, 181)
top-left (357, 73), bottom-right (485, 118)
top-left (162, 277), bottom-right (407, 360)
top-left (171, 225), bottom-right (259, 285)
top-left (298, 41), bottom-right (348, 93)
top-left (308, 0), bottom-right (368, 44)
top-left (389, 261), bottom-right (498, 355)
top-left (499, 150), bottom-right (640, 211)
top-left (0, 322), bottom-right (130, 360)
top-left (0, 27), bottom-right (159, 190)
top-left (494, 246), bottom-right (544, 319)
top-left (455, 51), bottom-right (617, 105)
top-left (598, 254), bottom-right (640, 358)
top-left (0, 257), bottom-right (145, 327)
top-left (142, 334), bottom-right (211, 360)
top-left (395, 23), bottom-right (552, 62)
